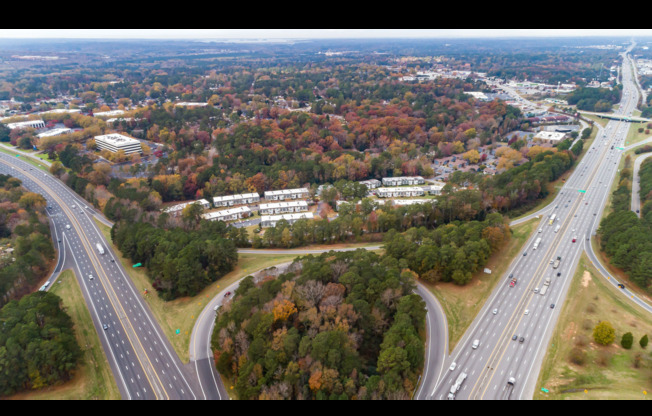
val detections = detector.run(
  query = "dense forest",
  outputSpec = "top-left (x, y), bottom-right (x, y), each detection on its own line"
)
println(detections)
top-left (111, 219), bottom-right (239, 300)
top-left (565, 85), bottom-right (622, 112)
top-left (0, 174), bottom-right (54, 307)
top-left (598, 157), bottom-right (652, 292)
top-left (0, 291), bottom-right (82, 396)
top-left (211, 249), bottom-right (426, 400)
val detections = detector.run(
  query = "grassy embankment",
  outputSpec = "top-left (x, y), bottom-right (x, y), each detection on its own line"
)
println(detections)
top-left (534, 253), bottom-right (652, 400)
top-left (6, 269), bottom-right (121, 400)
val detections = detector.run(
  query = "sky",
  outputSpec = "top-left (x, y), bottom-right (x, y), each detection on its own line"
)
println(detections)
top-left (1, 29), bottom-right (652, 40)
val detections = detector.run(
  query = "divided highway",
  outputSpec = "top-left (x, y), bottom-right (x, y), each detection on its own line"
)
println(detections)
top-left (0, 154), bottom-right (199, 400)
top-left (429, 44), bottom-right (648, 401)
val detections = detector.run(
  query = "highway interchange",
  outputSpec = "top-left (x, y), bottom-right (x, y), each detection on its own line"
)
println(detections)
top-left (2, 43), bottom-right (651, 401)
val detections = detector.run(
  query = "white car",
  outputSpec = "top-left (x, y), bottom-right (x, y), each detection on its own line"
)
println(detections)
top-left (524, 309), bottom-right (529, 315)
top-left (449, 362), bottom-right (457, 371)
top-left (534, 288), bottom-right (539, 293)
top-left (89, 274), bottom-right (94, 280)
top-left (472, 339), bottom-right (480, 349)
top-left (492, 308), bottom-right (498, 315)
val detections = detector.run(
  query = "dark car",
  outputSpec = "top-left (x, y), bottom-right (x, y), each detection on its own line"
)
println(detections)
top-left (618, 283), bottom-right (625, 289)
top-left (557, 272), bottom-right (561, 276)
top-left (519, 337), bottom-right (525, 343)
top-left (550, 304), bottom-right (555, 309)
top-left (512, 335), bottom-right (518, 341)
top-left (103, 324), bottom-right (109, 330)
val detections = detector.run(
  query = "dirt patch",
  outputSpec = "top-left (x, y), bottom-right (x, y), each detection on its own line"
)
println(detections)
top-left (564, 321), bottom-right (576, 341)
top-left (581, 270), bottom-right (592, 288)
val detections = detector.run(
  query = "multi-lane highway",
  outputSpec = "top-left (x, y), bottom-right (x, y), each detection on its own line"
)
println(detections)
top-left (3, 42), bottom-right (650, 402)
top-left (429, 44), bottom-right (649, 401)
top-left (0, 154), bottom-right (199, 400)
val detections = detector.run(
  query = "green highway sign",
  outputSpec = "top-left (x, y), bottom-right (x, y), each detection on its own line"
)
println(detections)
top-left (133, 263), bottom-right (142, 268)
top-left (578, 190), bottom-right (586, 193)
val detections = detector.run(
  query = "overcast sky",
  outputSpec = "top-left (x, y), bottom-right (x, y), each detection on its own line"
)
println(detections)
top-left (1, 29), bottom-right (651, 40)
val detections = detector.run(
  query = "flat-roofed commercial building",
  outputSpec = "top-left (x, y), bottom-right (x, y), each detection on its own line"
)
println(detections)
top-left (382, 176), bottom-right (425, 186)
top-left (260, 212), bottom-right (314, 228)
top-left (264, 187), bottom-right (309, 201)
top-left (7, 119), bottom-right (46, 130)
top-left (93, 109), bottom-right (125, 118)
top-left (534, 131), bottom-right (567, 145)
top-left (202, 206), bottom-right (251, 222)
top-left (259, 200), bottom-right (308, 215)
top-left (94, 133), bottom-right (142, 155)
top-left (162, 199), bottom-right (210, 217)
top-left (213, 193), bottom-right (260, 207)
top-left (375, 187), bottom-right (425, 198)
top-left (37, 128), bottom-right (72, 138)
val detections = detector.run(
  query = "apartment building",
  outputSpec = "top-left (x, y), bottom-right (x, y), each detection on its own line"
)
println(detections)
top-left (375, 187), bottom-right (425, 198)
top-left (259, 200), bottom-right (308, 215)
top-left (162, 199), bottom-right (210, 217)
top-left (359, 179), bottom-right (382, 189)
top-left (260, 212), bottom-right (314, 228)
top-left (381, 176), bottom-right (425, 186)
top-left (213, 193), bottom-right (260, 207)
top-left (202, 206), bottom-right (251, 222)
top-left (263, 187), bottom-right (309, 201)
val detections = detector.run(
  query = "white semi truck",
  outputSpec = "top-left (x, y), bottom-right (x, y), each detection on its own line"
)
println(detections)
top-left (539, 277), bottom-right (551, 295)
top-left (447, 372), bottom-right (468, 400)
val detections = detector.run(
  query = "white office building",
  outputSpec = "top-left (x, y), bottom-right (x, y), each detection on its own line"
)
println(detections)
top-left (259, 200), bottom-right (308, 215)
top-left (534, 131), bottom-right (567, 145)
top-left (202, 206), bottom-right (251, 222)
top-left (93, 109), bottom-right (125, 118)
top-left (6, 119), bottom-right (46, 130)
top-left (213, 193), bottom-right (260, 207)
top-left (94, 133), bottom-right (142, 155)
top-left (264, 187), bottom-right (309, 201)
top-left (260, 212), bottom-right (314, 228)
top-left (37, 127), bottom-right (72, 138)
